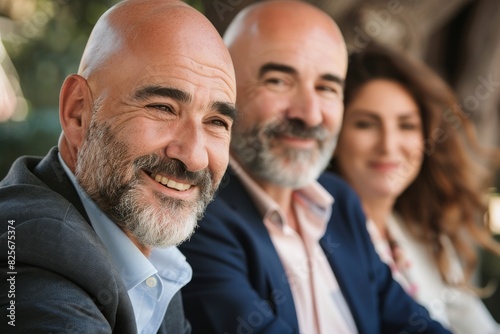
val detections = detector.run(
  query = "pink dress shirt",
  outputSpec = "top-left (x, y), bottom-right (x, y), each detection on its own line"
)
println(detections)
top-left (232, 159), bottom-right (358, 334)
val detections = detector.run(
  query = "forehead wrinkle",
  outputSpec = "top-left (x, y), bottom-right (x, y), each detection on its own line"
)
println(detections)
top-left (177, 59), bottom-right (236, 97)
top-left (120, 7), bottom-right (234, 83)
top-left (140, 59), bottom-right (236, 100)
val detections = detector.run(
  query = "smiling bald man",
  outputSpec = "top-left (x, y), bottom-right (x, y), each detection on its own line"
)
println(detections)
top-left (0, 0), bottom-right (236, 333)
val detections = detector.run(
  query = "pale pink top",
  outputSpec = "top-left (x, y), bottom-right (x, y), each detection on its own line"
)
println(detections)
top-left (366, 219), bottom-right (418, 296)
top-left (367, 213), bottom-right (500, 334)
top-left (232, 159), bottom-right (358, 334)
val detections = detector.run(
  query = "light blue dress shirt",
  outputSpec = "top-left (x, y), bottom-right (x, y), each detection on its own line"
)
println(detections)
top-left (58, 154), bottom-right (192, 333)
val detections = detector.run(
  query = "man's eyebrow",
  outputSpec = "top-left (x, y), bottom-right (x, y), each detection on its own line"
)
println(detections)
top-left (259, 63), bottom-right (345, 87)
top-left (321, 73), bottom-right (345, 87)
top-left (212, 101), bottom-right (237, 122)
top-left (133, 85), bottom-right (192, 103)
top-left (135, 85), bottom-right (236, 121)
top-left (258, 63), bottom-right (297, 78)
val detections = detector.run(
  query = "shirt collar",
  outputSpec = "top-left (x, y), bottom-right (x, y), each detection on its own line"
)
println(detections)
top-left (229, 157), bottom-right (334, 228)
top-left (229, 157), bottom-right (284, 224)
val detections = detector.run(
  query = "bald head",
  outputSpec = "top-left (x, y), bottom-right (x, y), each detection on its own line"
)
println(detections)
top-left (79, 0), bottom-right (234, 94)
top-left (224, 0), bottom-right (346, 60)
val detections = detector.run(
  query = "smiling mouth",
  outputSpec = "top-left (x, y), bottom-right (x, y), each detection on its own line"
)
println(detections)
top-left (150, 172), bottom-right (192, 191)
top-left (369, 162), bottom-right (400, 171)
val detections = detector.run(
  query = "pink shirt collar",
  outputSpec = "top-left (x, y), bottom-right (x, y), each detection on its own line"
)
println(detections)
top-left (229, 157), bottom-right (334, 233)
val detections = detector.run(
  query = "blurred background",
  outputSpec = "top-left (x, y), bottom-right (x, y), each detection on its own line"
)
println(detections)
top-left (1, 0), bottom-right (499, 319)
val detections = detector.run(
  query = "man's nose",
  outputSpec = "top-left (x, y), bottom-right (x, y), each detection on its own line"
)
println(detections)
top-left (164, 122), bottom-right (209, 173)
top-left (286, 86), bottom-right (323, 127)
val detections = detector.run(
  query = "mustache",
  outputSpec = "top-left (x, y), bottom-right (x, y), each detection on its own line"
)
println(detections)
top-left (263, 119), bottom-right (328, 141)
top-left (134, 154), bottom-right (212, 185)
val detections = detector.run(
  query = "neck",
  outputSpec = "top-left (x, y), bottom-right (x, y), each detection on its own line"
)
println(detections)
top-left (362, 195), bottom-right (395, 240)
top-left (123, 229), bottom-right (152, 257)
top-left (255, 178), bottom-right (299, 232)
top-left (58, 134), bottom-right (78, 173)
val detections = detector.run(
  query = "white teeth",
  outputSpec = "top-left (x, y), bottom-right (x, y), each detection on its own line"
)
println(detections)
top-left (151, 173), bottom-right (192, 191)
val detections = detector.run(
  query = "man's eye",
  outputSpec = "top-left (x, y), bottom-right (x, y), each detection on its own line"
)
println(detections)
top-left (263, 77), bottom-right (292, 92)
top-left (211, 119), bottom-right (229, 130)
top-left (147, 104), bottom-right (175, 113)
top-left (317, 85), bottom-right (342, 97)
top-left (264, 78), bottom-right (285, 85)
top-left (318, 86), bottom-right (335, 92)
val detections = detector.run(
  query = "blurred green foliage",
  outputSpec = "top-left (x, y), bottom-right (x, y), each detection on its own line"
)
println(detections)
top-left (0, 0), bottom-right (204, 178)
top-left (0, 0), bottom-right (120, 178)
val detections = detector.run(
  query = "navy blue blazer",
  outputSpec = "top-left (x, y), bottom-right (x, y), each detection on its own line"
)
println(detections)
top-left (0, 148), bottom-right (190, 334)
top-left (179, 167), bottom-right (451, 333)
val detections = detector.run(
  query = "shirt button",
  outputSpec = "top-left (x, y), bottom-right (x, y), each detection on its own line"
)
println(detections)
top-left (270, 211), bottom-right (282, 224)
top-left (146, 276), bottom-right (157, 288)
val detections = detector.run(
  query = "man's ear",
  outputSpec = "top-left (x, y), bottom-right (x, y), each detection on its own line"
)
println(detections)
top-left (59, 74), bottom-right (94, 149)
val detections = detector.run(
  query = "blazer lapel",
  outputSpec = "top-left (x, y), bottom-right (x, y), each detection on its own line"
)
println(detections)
top-left (320, 214), bottom-right (373, 333)
top-left (218, 168), bottom-right (300, 330)
top-left (33, 147), bottom-right (91, 225)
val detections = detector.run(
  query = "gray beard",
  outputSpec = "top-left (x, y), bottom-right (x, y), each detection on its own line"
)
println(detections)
top-left (230, 121), bottom-right (337, 189)
top-left (75, 116), bottom-right (215, 248)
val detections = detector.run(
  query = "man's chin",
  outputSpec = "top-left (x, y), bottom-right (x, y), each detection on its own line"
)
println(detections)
top-left (131, 204), bottom-right (199, 246)
top-left (120, 184), bottom-right (205, 247)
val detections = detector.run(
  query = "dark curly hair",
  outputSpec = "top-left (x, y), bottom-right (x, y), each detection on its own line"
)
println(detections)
top-left (329, 44), bottom-right (500, 285)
